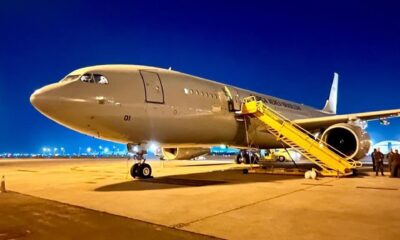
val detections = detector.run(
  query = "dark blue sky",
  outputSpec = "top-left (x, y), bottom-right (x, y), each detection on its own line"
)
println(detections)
top-left (1, 0), bottom-right (400, 153)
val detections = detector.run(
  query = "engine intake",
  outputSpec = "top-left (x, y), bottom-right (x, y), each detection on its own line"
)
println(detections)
top-left (321, 123), bottom-right (371, 160)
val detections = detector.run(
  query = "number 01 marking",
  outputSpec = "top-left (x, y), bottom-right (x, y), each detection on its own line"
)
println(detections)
top-left (124, 115), bottom-right (131, 121)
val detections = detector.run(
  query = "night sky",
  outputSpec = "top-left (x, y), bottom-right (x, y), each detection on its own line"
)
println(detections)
top-left (1, 0), bottom-right (400, 153)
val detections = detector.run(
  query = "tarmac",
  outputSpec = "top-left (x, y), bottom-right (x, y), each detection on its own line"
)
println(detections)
top-left (1, 158), bottom-right (399, 240)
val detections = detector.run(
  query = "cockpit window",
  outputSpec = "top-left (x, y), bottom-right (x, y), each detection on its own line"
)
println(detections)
top-left (94, 74), bottom-right (108, 84)
top-left (80, 73), bottom-right (108, 84)
top-left (61, 75), bottom-right (79, 82)
top-left (80, 74), bottom-right (93, 83)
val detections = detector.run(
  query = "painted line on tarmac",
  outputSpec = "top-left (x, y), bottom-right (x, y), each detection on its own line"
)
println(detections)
top-left (172, 178), bottom-right (340, 229)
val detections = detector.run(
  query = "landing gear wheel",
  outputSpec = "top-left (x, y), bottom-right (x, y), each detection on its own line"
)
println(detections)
top-left (235, 154), bottom-right (243, 164)
top-left (244, 154), bottom-right (250, 164)
top-left (236, 152), bottom-right (250, 164)
top-left (130, 163), bottom-right (140, 179)
top-left (138, 163), bottom-right (152, 179)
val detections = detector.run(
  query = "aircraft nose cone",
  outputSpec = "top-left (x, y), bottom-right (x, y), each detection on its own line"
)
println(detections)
top-left (30, 88), bottom-right (48, 113)
top-left (30, 83), bottom-right (60, 115)
top-left (30, 90), bottom-right (40, 108)
top-left (29, 90), bottom-right (40, 109)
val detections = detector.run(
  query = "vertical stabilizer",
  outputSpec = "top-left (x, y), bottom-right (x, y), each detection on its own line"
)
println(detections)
top-left (322, 72), bottom-right (338, 114)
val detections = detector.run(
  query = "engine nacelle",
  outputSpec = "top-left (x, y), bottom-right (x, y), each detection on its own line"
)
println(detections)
top-left (321, 123), bottom-right (371, 160)
top-left (161, 148), bottom-right (209, 160)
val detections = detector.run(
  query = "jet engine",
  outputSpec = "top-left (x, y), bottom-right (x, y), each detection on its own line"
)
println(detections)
top-left (321, 123), bottom-right (371, 160)
top-left (161, 148), bottom-right (209, 160)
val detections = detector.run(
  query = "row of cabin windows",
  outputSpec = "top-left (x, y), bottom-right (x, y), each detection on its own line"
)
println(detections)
top-left (184, 88), bottom-right (219, 99)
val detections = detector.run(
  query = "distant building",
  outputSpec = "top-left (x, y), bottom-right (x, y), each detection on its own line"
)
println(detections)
top-left (371, 140), bottom-right (400, 154)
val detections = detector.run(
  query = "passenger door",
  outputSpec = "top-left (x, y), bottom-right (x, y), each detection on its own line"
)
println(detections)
top-left (140, 71), bottom-right (165, 104)
top-left (223, 86), bottom-right (241, 111)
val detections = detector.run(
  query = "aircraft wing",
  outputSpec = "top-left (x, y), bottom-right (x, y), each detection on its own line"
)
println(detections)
top-left (293, 109), bottom-right (400, 129)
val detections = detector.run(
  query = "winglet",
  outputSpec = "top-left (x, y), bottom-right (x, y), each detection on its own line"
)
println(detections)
top-left (322, 72), bottom-right (338, 114)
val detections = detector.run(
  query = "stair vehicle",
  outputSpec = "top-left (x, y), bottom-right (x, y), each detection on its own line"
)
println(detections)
top-left (240, 96), bottom-right (362, 177)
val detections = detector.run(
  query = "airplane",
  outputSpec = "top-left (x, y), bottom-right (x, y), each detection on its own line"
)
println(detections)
top-left (30, 65), bottom-right (400, 178)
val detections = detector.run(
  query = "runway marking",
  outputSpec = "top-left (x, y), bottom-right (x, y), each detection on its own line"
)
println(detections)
top-left (172, 178), bottom-right (340, 229)
top-left (356, 186), bottom-right (398, 191)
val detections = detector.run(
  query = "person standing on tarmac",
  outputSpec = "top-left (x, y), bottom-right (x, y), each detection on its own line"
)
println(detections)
top-left (390, 149), bottom-right (399, 177)
top-left (387, 149), bottom-right (395, 172)
top-left (371, 148), bottom-right (377, 171)
top-left (373, 148), bottom-right (385, 176)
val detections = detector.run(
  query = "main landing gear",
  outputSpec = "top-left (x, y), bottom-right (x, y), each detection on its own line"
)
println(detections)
top-left (236, 150), bottom-right (259, 164)
top-left (127, 144), bottom-right (153, 179)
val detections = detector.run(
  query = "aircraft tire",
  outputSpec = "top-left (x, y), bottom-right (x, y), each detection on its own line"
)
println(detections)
top-left (130, 163), bottom-right (140, 179)
top-left (236, 152), bottom-right (250, 164)
top-left (244, 153), bottom-right (250, 164)
top-left (139, 163), bottom-right (152, 179)
top-left (235, 154), bottom-right (242, 164)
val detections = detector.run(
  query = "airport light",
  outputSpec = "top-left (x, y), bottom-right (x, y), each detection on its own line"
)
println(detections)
top-left (87, 147), bottom-right (92, 153)
top-left (148, 142), bottom-right (158, 153)
top-left (132, 146), bottom-right (138, 152)
top-left (104, 147), bottom-right (109, 154)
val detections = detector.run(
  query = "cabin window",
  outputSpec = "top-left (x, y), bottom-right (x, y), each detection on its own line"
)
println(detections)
top-left (190, 89), bottom-right (194, 94)
top-left (80, 73), bottom-right (108, 84)
top-left (184, 88), bottom-right (190, 94)
top-left (195, 90), bottom-right (199, 95)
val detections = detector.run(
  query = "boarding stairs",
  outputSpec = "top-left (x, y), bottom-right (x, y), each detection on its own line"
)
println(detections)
top-left (240, 96), bottom-right (362, 177)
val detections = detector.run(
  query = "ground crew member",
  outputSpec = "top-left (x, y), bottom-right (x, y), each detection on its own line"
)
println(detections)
top-left (390, 149), bottom-right (399, 177)
top-left (371, 148), bottom-right (377, 171)
top-left (373, 148), bottom-right (385, 176)
top-left (386, 149), bottom-right (395, 172)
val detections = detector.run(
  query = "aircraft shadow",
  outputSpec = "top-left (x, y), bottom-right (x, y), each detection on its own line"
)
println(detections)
top-left (94, 169), bottom-right (302, 192)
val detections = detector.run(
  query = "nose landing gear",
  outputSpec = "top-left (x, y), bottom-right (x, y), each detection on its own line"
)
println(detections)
top-left (127, 144), bottom-right (153, 179)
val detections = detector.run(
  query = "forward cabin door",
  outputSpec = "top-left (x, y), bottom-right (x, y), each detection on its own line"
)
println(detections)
top-left (223, 86), bottom-right (241, 111)
top-left (140, 70), bottom-right (165, 104)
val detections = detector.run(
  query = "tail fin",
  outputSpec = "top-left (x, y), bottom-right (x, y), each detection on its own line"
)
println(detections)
top-left (322, 72), bottom-right (338, 114)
